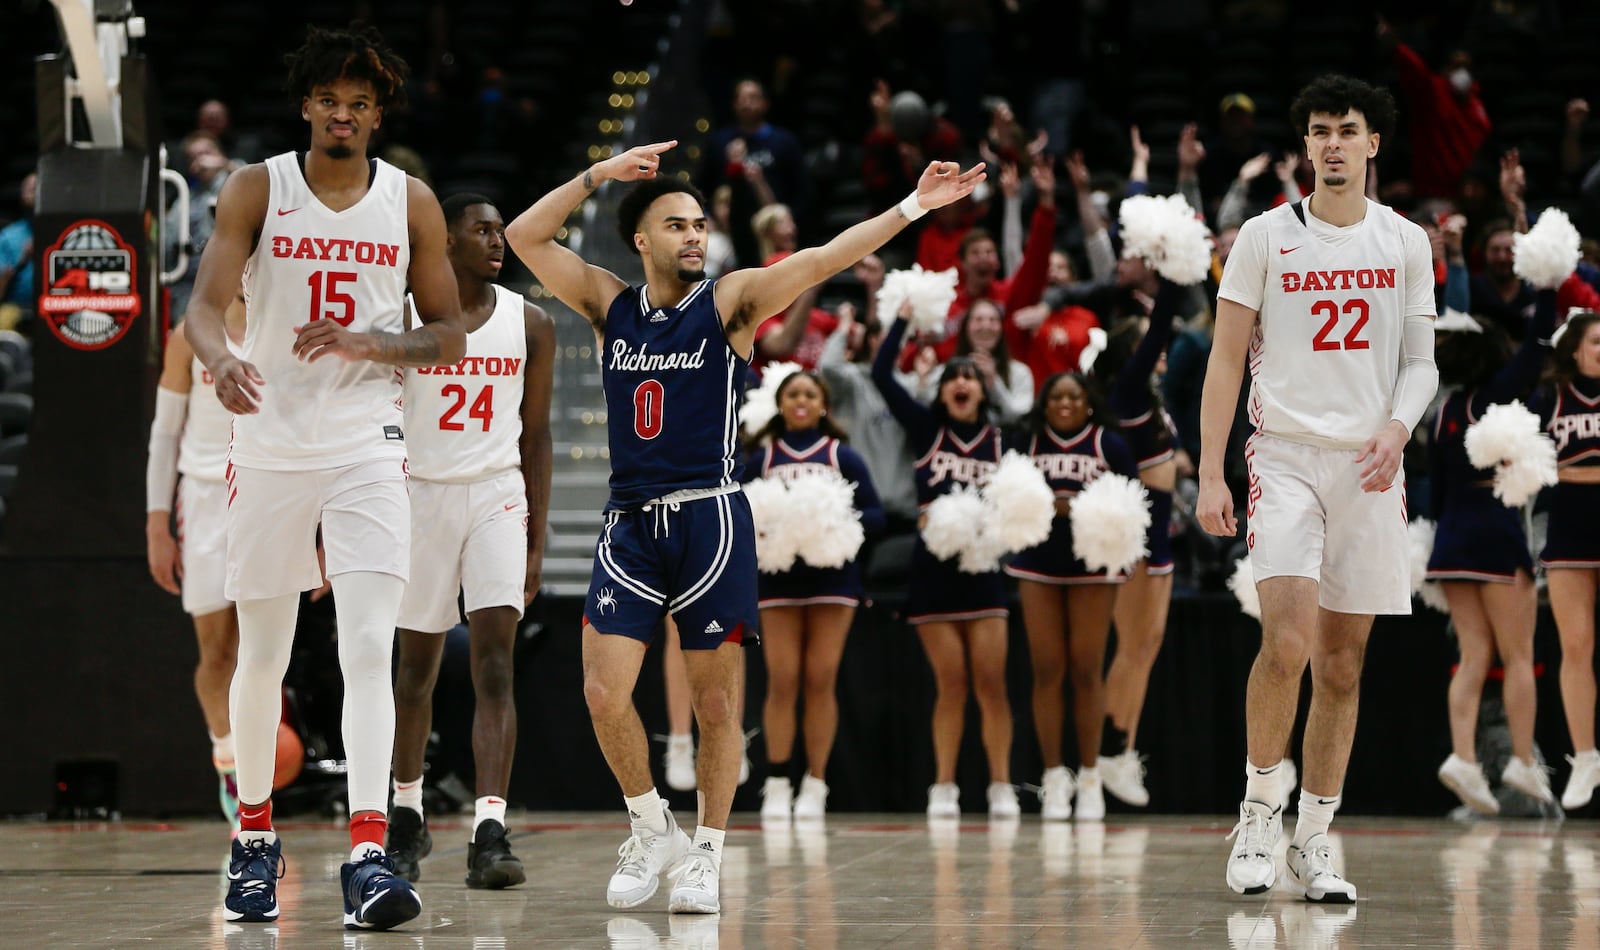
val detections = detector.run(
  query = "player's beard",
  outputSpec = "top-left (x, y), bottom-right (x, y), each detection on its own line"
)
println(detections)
top-left (676, 262), bottom-right (705, 283)
top-left (325, 143), bottom-right (355, 160)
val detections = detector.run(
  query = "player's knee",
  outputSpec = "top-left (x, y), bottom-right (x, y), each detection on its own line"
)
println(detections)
top-left (583, 673), bottom-right (630, 720)
top-left (393, 663), bottom-right (438, 705)
top-left (1313, 650), bottom-right (1365, 696)
top-left (1258, 630), bottom-right (1311, 673)
top-left (473, 659), bottom-right (515, 703)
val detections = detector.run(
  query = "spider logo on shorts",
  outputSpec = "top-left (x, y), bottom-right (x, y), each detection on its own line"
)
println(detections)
top-left (595, 587), bottom-right (618, 615)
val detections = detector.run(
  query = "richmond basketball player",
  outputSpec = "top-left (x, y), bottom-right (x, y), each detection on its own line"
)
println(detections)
top-left (181, 25), bottom-right (465, 933)
top-left (1197, 75), bottom-right (1437, 903)
top-left (505, 140), bottom-right (982, 915)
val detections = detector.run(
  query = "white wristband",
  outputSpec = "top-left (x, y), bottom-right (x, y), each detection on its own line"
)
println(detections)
top-left (898, 192), bottom-right (928, 222)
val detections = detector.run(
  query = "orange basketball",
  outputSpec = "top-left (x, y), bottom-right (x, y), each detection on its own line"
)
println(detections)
top-left (273, 721), bottom-right (304, 790)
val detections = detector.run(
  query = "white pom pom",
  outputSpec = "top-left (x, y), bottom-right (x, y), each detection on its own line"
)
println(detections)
top-left (1078, 326), bottom-right (1108, 373)
top-left (738, 360), bottom-right (804, 438)
top-left (1463, 401), bottom-right (1560, 506)
top-left (785, 469), bottom-right (866, 568)
top-left (1068, 473), bottom-right (1151, 575)
top-left (1418, 580), bottom-right (1451, 614)
top-left (1229, 556), bottom-right (1261, 620)
top-left (1407, 518), bottom-right (1436, 594)
top-left (983, 452), bottom-right (1055, 552)
top-left (743, 478), bottom-right (801, 573)
top-left (922, 483), bottom-right (989, 562)
top-left (877, 264), bottom-right (959, 336)
top-left (958, 528), bottom-right (1008, 574)
top-left (1116, 193), bottom-right (1213, 285)
top-left (1513, 208), bottom-right (1581, 290)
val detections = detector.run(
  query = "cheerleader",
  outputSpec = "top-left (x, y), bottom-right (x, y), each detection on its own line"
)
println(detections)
top-left (1428, 291), bottom-right (1558, 813)
top-left (1093, 272), bottom-right (1185, 807)
top-left (1531, 309), bottom-right (1600, 810)
top-left (1005, 372), bottom-right (1138, 821)
top-left (872, 306), bottom-right (1016, 818)
top-left (743, 370), bottom-right (885, 819)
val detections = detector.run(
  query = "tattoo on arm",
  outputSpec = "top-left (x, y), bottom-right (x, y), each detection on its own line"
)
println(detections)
top-left (370, 327), bottom-right (444, 366)
top-left (582, 170), bottom-right (595, 191)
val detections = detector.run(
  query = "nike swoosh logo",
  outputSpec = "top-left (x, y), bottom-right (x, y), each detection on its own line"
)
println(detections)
top-left (1278, 246), bottom-right (1300, 255)
top-left (277, 207), bottom-right (301, 216)
top-left (1316, 798), bottom-right (1337, 805)
top-left (361, 888), bottom-right (391, 915)
top-left (504, 503), bottom-right (517, 511)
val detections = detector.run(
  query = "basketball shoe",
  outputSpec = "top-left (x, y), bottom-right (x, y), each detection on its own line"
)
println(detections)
top-left (385, 807), bottom-right (431, 882)
top-left (1285, 832), bottom-right (1356, 903)
top-left (465, 819), bottom-right (525, 889)
top-left (1225, 800), bottom-right (1282, 895)
top-left (667, 851), bottom-right (720, 914)
top-left (607, 808), bottom-right (691, 908)
top-left (341, 847), bottom-right (423, 930)
top-left (223, 835), bottom-right (284, 922)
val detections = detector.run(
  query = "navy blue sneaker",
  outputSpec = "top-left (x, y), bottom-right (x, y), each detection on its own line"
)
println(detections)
top-left (341, 850), bottom-right (422, 931)
top-left (224, 836), bottom-right (284, 922)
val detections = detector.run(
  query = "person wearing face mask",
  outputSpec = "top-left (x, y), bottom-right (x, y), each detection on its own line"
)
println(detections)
top-left (1378, 16), bottom-right (1491, 200)
top-left (872, 301), bottom-right (1015, 819)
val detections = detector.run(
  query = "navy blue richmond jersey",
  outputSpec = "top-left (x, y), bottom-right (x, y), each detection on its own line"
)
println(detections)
top-left (1023, 423), bottom-right (1138, 496)
top-left (913, 422), bottom-right (1002, 508)
top-left (602, 280), bottom-right (748, 509)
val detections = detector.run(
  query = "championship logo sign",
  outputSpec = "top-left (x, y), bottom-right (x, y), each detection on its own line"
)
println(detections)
top-left (37, 219), bottom-right (142, 350)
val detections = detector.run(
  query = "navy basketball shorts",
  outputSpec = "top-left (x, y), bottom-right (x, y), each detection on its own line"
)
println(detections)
top-left (1542, 481), bottom-right (1600, 569)
top-left (585, 489), bottom-right (760, 649)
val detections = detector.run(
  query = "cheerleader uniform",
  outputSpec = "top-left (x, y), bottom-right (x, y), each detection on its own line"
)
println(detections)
top-left (1533, 373), bottom-right (1600, 570)
top-left (1426, 291), bottom-right (1556, 581)
top-left (1107, 281), bottom-right (1181, 576)
top-left (873, 316), bottom-right (1008, 624)
top-left (1005, 424), bottom-right (1139, 583)
top-left (742, 428), bottom-right (886, 607)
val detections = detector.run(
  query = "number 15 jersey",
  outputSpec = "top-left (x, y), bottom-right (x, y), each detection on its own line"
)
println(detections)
top-left (1218, 198), bottom-right (1433, 450)
top-left (233, 152), bottom-right (412, 470)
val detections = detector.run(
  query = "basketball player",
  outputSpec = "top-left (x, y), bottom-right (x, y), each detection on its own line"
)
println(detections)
top-left (1197, 75), bottom-right (1436, 902)
top-left (504, 140), bottom-right (981, 913)
top-left (182, 25), bottom-right (466, 931)
top-left (386, 194), bottom-right (553, 889)
top-left (145, 289), bottom-right (248, 828)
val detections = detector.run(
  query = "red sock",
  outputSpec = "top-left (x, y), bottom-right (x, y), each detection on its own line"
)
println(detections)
top-left (350, 810), bottom-right (387, 851)
top-left (239, 799), bottom-right (273, 833)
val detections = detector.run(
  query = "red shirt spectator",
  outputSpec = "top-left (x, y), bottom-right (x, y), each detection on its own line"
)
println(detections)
top-left (749, 250), bottom-right (841, 372)
top-left (915, 204), bottom-right (973, 273)
top-left (1392, 42), bottom-right (1491, 199)
top-left (1009, 303), bottom-right (1102, 394)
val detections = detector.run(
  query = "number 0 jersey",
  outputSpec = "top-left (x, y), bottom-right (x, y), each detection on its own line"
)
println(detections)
top-left (232, 152), bottom-right (411, 470)
top-left (1218, 198), bottom-right (1434, 450)
top-left (403, 285), bottom-right (527, 482)
top-left (601, 279), bottom-right (748, 509)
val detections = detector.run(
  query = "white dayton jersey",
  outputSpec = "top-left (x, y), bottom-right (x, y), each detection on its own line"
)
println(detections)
top-left (403, 285), bottom-right (527, 482)
top-left (232, 152), bottom-right (411, 470)
top-left (178, 345), bottom-right (239, 482)
top-left (1219, 198), bottom-right (1434, 449)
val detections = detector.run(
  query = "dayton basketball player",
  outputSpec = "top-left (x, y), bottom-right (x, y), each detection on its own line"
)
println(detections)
top-left (505, 140), bottom-right (981, 914)
top-left (181, 25), bottom-right (465, 932)
top-left (145, 290), bottom-right (248, 828)
top-left (1197, 75), bottom-right (1437, 902)
top-left (386, 194), bottom-right (553, 890)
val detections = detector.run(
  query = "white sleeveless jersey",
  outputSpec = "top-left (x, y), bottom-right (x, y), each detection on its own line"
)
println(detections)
top-left (1218, 198), bottom-right (1434, 450)
top-left (403, 285), bottom-right (527, 482)
top-left (178, 342), bottom-right (240, 482)
top-left (231, 152), bottom-right (411, 470)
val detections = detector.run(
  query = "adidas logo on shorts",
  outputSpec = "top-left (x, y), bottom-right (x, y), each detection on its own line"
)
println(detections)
top-left (703, 620), bottom-right (723, 635)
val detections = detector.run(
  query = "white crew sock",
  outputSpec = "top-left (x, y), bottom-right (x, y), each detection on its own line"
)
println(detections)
top-left (625, 789), bottom-right (669, 835)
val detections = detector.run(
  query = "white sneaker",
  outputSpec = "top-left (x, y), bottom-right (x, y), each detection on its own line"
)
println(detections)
top-left (1279, 760), bottom-right (1298, 811)
top-left (987, 783), bottom-right (1020, 819)
top-left (1285, 832), bottom-right (1357, 903)
top-left (1039, 766), bottom-right (1075, 821)
top-left (760, 777), bottom-right (792, 821)
top-left (664, 735), bottom-right (696, 792)
top-left (1225, 800), bottom-right (1282, 895)
top-left (1563, 750), bottom-right (1600, 810)
top-left (927, 782), bottom-right (960, 819)
top-left (1100, 750), bottom-right (1150, 807)
top-left (1438, 754), bottom-right (1499, 815)
top-left (606, 810), bottom-right (691, 908)
top-left (666, 852), bottom-right (720, 914)
top-left (1502, 756), bottom-right (1555, 804)
top-left (1075, 768), bottom-right (1105, 822)
top-left (792, 775), bottom-right (828, 820)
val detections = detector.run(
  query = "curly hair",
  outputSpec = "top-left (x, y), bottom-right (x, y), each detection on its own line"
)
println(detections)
top-left (616, 178), bottom-right (707, 255)
top-left (284, 24), bottom-right (409, 110)
top-left (1289, 74), bottom-right (1396, 138)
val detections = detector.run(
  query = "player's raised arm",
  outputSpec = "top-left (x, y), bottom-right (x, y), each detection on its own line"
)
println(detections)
top-left (187, 164), bottom-right (269, 413)
top-left (504, 143), bottom-right (676, 327)
top-left (717, 160), bottom-right (985, 338)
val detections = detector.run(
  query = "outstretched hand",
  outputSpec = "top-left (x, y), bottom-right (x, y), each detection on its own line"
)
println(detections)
top-left (912, 160), bottom-right (987, 213)
top-left (598, 141), bottom-right (678, 183)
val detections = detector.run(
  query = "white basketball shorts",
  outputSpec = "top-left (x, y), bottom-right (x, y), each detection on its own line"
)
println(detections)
top-left (397, 470), bottom-right (529, 633)
top-left (225, 458), bottom-right (410, 602)
top-left (1244, 432), bottom-right (1412, 615)
top-left (178, 476), bottom-right (230, 616)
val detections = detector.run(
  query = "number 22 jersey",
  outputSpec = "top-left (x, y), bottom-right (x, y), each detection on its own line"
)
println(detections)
top-left (233, 152), bottom-right (411, 470)
top-left (1218, 198), bottom-right (1433, 450)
